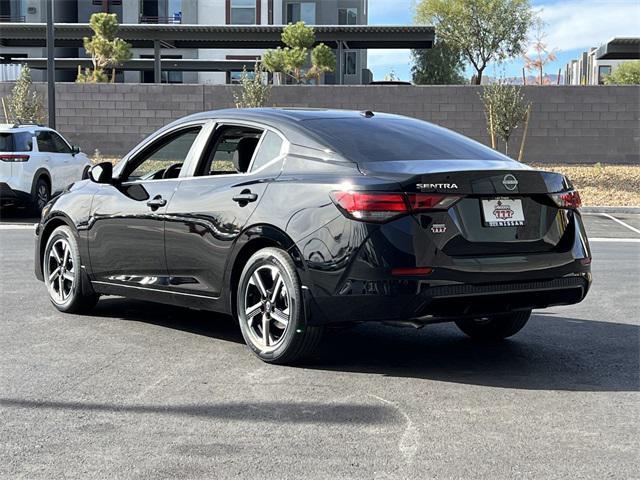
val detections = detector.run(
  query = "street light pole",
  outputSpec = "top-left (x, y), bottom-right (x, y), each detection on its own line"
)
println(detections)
top-left (46, 0), bottom-right (56, 129)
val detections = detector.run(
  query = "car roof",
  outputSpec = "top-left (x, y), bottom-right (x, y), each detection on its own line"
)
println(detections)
top-left (169, 108), bottom-right (407, 153)
top-left (0, 124), bottom-right (51, 133)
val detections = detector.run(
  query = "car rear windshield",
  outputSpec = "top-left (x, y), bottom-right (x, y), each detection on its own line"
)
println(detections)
top-left (0, 132), bottom-right (33, 152)
top-left (301, 116), bottom-right (506, 162)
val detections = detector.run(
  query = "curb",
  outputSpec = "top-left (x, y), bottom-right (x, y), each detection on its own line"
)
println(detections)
top-left (581, 207), bottom-right (640, 214)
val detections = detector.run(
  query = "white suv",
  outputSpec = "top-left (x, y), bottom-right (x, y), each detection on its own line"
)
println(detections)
top-left (0, 124), bottom-right (91, 213)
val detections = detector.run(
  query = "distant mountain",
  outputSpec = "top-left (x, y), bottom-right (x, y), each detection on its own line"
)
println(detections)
top-left (481, 74), bottom-right (564, 85)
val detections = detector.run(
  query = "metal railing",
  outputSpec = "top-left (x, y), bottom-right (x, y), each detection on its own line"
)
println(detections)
top-left (139, 15), bottom-right (182, 24)
top-left (0, 16), bottom-right (26, 22)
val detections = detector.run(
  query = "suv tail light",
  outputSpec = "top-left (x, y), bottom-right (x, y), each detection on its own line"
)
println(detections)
top-left (550, 190), bottom-right (582, 209)
top-left (0, 154), bottom-right (29, 162)
top-left (330, 191), bottom-right (460, 222)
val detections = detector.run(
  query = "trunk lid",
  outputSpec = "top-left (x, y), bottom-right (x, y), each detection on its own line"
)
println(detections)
top-left (360, 160), bottom-right (574, 255)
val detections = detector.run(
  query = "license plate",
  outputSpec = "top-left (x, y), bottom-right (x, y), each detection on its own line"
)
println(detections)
top-left (481, 198), bottom-right (525, 227)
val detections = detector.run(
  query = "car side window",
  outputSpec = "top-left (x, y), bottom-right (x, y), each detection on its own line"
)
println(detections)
top-left (36, 131), bottom-right (56, 153)
top-left (125, 126), bottom-right (201, 182)
top-left (49, 132), bottom-right (72, 154)
top-left (250, 131), bottom-right (284, 172)
top-left (197, 125), bottom-right (263, 176)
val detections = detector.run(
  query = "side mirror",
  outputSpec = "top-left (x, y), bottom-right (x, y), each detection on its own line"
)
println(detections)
top-left (89, 162), bottom-right (113, 184)
top-left (71, 145), bottom-right (81, 155)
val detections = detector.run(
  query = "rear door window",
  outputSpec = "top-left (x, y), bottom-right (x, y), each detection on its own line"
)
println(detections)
top-left (36, 131), bottom-right (56, 153)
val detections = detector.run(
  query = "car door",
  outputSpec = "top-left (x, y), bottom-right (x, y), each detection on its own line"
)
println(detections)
top-left (48, 131), bottom-right (78, 185)
top-left (164, 123), bottom-right (286, 298)
top-left (87, 123), bottom-right (207, 286)
top-left (34, 130), bottom-right (56, 188)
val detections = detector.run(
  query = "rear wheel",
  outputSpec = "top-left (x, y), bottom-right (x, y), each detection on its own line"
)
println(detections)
top-left (43, 226), bottom-right (99, 313)
top-left (32, 177), bottom-right (50, 214)
top-left (237, 247), bottom-right (323, 364)
top-left (455, 310), bottom-right (531, 341)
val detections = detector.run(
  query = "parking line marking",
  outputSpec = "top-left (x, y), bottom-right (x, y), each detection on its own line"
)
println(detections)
top-left (598, 213), bottom-right (640, 235)
top-left (589, 237), bottom-right (640, 243)
top-left (0, 224), bottom-right (36, 230)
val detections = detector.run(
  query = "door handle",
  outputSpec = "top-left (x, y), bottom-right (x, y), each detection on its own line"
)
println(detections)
top-left (146, 196), bottom-right (167, 209)
top-left (232, 191), bottom-right (258, 204)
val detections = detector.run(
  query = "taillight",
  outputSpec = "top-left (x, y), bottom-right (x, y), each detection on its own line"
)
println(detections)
top-left (550, 190), bottom-right (582, 209)
top-left (330, 191), bottom-right (460, 222)
top-left (0, 154), bottom-right (29, 162)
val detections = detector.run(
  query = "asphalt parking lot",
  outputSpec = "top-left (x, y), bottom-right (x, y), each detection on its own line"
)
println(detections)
top-left (0, 210), bottom-right (638, 479)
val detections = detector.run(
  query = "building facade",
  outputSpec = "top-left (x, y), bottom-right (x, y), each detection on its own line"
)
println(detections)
top-left (0, 0), bottom-right (370, 84)
top-left (564, 37), bottom-right (640, 85)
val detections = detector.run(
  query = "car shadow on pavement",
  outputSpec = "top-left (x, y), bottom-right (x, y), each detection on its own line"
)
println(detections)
top-left (0, 397), bottom-right (398, 425)
top-left (92, 298), bottom-right (245, 345)
top-left (86, 300), bottom-right (638, 393)
top-left (0, 205), bottom-right (39, 223)
top-left (305, 314), bottom-right (639, 393)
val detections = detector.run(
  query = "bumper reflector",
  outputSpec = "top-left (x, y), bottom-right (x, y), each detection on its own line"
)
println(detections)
top-left (391, 267), bottom-right (433, 276)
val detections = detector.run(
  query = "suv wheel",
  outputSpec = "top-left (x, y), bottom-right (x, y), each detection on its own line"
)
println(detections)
top-left (32, 177), bottom-right (50, 214)
top-left (43, 226), bottom-right (99, 313)
top-left (455, 310), bottom-right (531, 341)
top-left (237, 247), bottom-right (323, 364)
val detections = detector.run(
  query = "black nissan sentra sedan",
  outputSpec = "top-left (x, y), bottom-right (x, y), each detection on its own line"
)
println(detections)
top-left (35, 108), bottom-right (591, 363)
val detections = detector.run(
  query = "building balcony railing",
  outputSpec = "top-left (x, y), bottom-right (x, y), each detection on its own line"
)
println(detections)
top-left (0, 16), bottom-right (26, 22)
top-left (139, 15), bottom-right (182, 24)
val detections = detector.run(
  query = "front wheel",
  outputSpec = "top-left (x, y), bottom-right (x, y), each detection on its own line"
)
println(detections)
top-left (237, 247), bottom-right (323, 364)
top-left (455, 310), bottom-right (531, 341)
top-left (43, 226), bottom-right (99, 313)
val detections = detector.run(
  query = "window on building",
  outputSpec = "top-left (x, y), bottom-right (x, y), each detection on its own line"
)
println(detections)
top-left (598, 65), bottom-right (612, 85)
top-left (344, 51), bottom-right (357, 75)
top-left (230, 0), bottom-right (256, 24)
top-left (229, 70), bottom-right (256, 84)
top-left (141, 55), bottom-right (183, 83)
top-left (286, 2), bottom-right (316, 24)
top-left (338, 7), bottom-right (357, 25)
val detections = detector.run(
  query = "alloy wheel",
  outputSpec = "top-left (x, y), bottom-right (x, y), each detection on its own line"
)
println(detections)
top-left (244, 264), bottom-right (291, 352)
top-left (45, 238), bottom-right (75, 304)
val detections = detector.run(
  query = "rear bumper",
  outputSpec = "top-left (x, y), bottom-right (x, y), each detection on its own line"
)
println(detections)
top-left (304, 270), bottom-right (590, 325)
top-left (298, 209), bottom-right (592, 325)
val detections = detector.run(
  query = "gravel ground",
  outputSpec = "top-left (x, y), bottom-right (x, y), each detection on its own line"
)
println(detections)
top-left (533, 164), bottom-right (640, 207)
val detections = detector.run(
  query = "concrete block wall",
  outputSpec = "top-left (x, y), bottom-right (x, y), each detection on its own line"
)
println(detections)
top-left (0, 83), bottom-right (638, 164)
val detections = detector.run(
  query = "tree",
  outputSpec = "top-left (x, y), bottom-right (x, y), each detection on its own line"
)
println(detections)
top-left (3, 65), bottom-right (44, 124)
top-left (604, 61), bottom-right (640, 85)
top-left (523, 18), bottom-right (558, 85)
top-left (411, 40), bottom-right (466, 84)
top-left (416, 0), bottom-right (534, 85)
top-left (262, 22), bottom-right (335, 84)
top-left (384, 69), bottom-right (399, 81)
top-left (76, 13), bottom-right (132, 83)
top-left (233, 62), bottom-right (272, 108)
top-left (480, 82), bottom-right (530, 156)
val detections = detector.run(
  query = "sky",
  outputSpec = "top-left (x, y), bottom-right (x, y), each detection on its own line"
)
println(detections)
top-left (367, 0), bottom-right (640, 81)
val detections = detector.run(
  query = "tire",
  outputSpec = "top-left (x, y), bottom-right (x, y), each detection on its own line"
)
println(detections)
top-left (43, 225), bottom-right (99, 314)
top-left (455, 310), bottom-right (531, 341)
top-left (31, 176), bottom-right (50, 215)
top-left (237, 247), bottom-right (323, 364)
